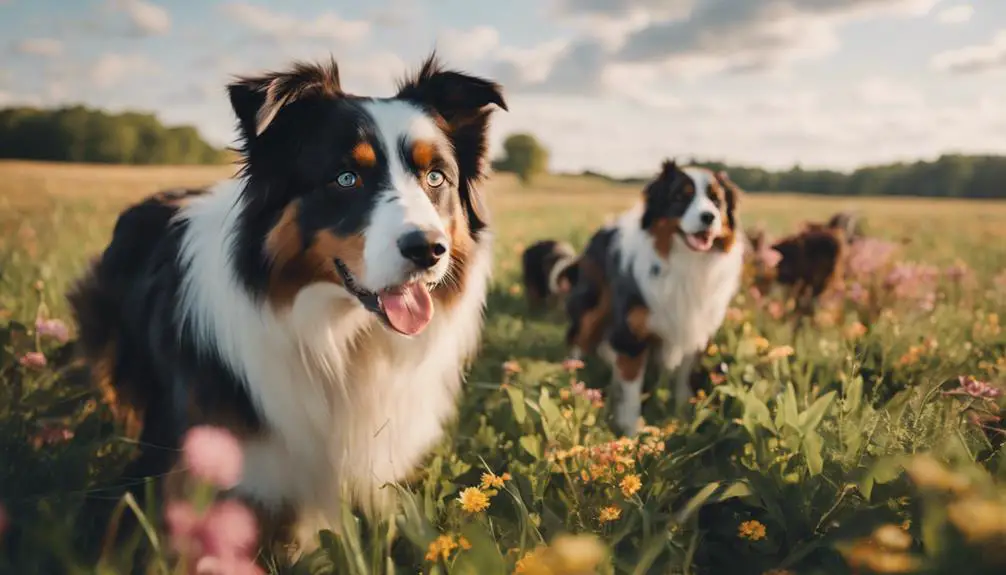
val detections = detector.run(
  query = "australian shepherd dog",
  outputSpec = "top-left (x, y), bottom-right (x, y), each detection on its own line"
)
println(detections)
top-left (67, 54), bottom-right (507, 550)
top-left (563, 160), bottom-right (745, 435)
top-left (520, 239), bottom-right (578, 310)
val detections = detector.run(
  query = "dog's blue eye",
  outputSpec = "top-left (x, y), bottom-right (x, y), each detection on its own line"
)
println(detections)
top-left (335, 171), bottom-right (358, 188)
top-left (426, 170), bottom-right (446, 188)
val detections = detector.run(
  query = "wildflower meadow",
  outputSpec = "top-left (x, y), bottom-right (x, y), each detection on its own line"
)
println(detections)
top-left (1, 161), bottom-right (1006, 575)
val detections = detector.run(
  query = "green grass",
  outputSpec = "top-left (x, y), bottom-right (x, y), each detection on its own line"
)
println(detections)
top-left (2, 161), bottom-right (1006, 574)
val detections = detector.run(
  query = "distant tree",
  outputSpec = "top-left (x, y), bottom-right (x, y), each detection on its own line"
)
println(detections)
top-left (0, 105), bottom-right (226, 165)
top-left (493, 133), bottom-right (550, 185)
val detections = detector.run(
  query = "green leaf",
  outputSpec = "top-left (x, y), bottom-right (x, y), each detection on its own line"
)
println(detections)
top-left (782, 383), bottom-right (800, 431)
top-left (742, 393), bottom-right (775, 436)
top-left (519, 435), bottom-right (542, 460)
top-left (673, 481), bottom-right (752, 524)
top-left (843, 375), bottom-right (863, 415)
top-left (503, 384), bottom-right (527, 425)
top-left (798, 391), bottom-right (836, 436)
top-left (802, 430), bottom-right (824, 476)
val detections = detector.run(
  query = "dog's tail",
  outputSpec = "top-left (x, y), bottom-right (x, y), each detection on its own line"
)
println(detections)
top-left (549, 255), bottom-right (580, 295)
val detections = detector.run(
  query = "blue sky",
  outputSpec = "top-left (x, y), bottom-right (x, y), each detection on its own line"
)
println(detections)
top-left (2, 0), bottom-right (1005, 177)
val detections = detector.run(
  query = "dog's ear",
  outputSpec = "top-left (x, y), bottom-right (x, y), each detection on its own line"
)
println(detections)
top-left (228, 58), bottom-right (343, 146)
top-left (397, 52), bottom-right (507, 235)
top-left (716, 170), bottom-right (742, 230)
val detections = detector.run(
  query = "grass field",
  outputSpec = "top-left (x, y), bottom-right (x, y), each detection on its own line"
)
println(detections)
top-left (1, 160), bottom-right (1006, 574)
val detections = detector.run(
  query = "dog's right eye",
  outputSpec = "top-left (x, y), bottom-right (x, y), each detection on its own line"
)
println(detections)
top-left (334, 171), bottom-right (359, 188)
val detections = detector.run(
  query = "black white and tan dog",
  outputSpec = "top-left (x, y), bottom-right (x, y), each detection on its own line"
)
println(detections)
top-left (564, 160), bottom-right (745, 435)
top-left (67, 54), bottom-right (506, 551)
top-left (520, 239), bottom-right (578, 309)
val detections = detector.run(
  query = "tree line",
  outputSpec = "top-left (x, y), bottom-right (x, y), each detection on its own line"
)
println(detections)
top-left (0, 105), bottom-right (227, 165)
top-left (494, 133), bottom-right (1005, 199)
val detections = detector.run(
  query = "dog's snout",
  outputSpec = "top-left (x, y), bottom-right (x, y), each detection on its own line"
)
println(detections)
top-left (699, 211), bottom-right (716, 226)
top-left (397, 229), bottom-right (448, 270)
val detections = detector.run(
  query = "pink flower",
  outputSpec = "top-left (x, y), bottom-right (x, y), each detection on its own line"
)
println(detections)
top-left (200, 500), bottom-right (259, 558)
top-left (562, 358), bottom-right (585, 372)
top-left (956, 376), bottom-right (1002, 399)
top-left (194, 556), bottom-right (265, 575)
top-left (571, 381), bottom-right (604, 407)
top-left (18, 352), bottom-right (46, 369)
top-left (165, 499), bottom-right (263, 575)
top-left (758, 247), bottom-right (782, 270)
top-left (182, 426), bottom-right (244, 489)
top-left (35, 318), bottom-right (70, 344)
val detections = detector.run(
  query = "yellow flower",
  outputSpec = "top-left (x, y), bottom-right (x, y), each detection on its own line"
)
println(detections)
top-left (738, 520), bottom-right (767, 541)
top-left (509, 284), bottom-right (522, 295)
top-left (503, 360), bottom-right (522, 374)
top-left (481, 472), bottom-right (510, 490)
top-left (946, 496), bottom-right (1006, 543)
top-left (689, 389), bottom-right (708, 405)
top-left (458, 536), bottom-right (472, 550)
top-left (458, 487), bottom-right (491, 513)
top-left (707, 343), bottom-right (719, 356)
top-left (871, 524), bottom-right (912, 551)
top-left (598, 505), bottom-right (621, 523)
top-left (619, 474), bottom-right (642, 498)
top-left (753, 336), bottom-right (771, 352)
top-left (904, 455), bottom-right (971, 494)
top-left (765, 345), bottom-right (794, 360)
top-left (844, 321), bottom-right (868, 340)
top-left (425, 534), bottom-right (458, 562)
top-left (514, 546), bottom-right (546, 574)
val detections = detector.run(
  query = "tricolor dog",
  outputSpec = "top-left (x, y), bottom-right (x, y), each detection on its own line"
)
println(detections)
top-left (68, 54), bottom-right (506, 549)
top-left (563, 160), bottom-right (745, 435)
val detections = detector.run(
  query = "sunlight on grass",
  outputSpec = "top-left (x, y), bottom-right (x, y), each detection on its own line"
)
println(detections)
top-left (1, 162), bottom-right (1005, 574)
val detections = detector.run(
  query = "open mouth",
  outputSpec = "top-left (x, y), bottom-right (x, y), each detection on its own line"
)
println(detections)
top-left (333, 259), bottom-right (434, 336)
top-left (682, 230), bottom-right (715, 252)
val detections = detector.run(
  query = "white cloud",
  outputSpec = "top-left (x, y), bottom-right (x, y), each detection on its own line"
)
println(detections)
top-left (855, 76), bottom-right (924, 107)
top-left (612, 0), bottom-right (938, 76)
top-left (436, 26), bottom-right (501, 64)
top-left (932, 30), bottom-right (1006, 73)
top-left (934, 4), bottom-right (973, 25)
top-left (90, 53), bottom-right (158, 88)
top-left (110, 0), bottom-right (171, 36)
top-left (13, 38), bottom-right (63, 57)
top-left (220, 3), bottom-right (370, 44)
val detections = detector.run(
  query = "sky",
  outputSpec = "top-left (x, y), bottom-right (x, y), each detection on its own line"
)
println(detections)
top-left (1, 0), bottom-right (1005, 178)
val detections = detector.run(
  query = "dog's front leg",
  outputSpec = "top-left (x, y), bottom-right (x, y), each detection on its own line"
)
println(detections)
top-left (612, 349), bottom-right (649, 436)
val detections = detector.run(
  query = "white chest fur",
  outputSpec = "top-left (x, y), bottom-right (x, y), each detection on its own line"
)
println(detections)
top-left (616, 212), bottom-right (744, 371)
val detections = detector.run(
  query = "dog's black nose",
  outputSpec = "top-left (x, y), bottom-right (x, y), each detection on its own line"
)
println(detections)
top-left (700, 211), bottom-right (716, 226)
top-left (397, 229), bottom-right (448, 269)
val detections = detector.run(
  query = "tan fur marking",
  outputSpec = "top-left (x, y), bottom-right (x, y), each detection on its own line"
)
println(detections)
top-left (352, 142), bottom-right (376, 168)
top-left (411, 141), bottom-right (435, 170)
top-left (265, 202), bottom-right (365, 309)
top-left (625, 306), bottom-right (650, 341)
top-left (432, 199), bottom-right (473, 310)
top-left (649, 217), bottom-right (680, 258)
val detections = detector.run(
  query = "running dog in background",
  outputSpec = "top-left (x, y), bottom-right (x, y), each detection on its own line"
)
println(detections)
top-left (564, 160), bottom-right (745, 435)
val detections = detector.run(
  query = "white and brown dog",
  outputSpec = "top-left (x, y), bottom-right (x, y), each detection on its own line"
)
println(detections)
top-left (68, 54), bottom-right (506, 550)
top-left (564, 160), bottom-right (745, 435)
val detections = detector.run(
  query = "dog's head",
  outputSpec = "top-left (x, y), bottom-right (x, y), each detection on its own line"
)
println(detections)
top-left (228, 54), bottom-right (507, 336)
top-left (640, 160), bottom-right (742, 254)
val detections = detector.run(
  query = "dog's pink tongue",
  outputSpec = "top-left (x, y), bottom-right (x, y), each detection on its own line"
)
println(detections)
top-left (381, 283), bottom-right (434, 336)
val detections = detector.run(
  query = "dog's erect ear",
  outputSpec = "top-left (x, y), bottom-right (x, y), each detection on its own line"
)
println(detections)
top-left (228, 58), bottom-right (343, 145)
top-left (397, 52), bottom-right (507, 235)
